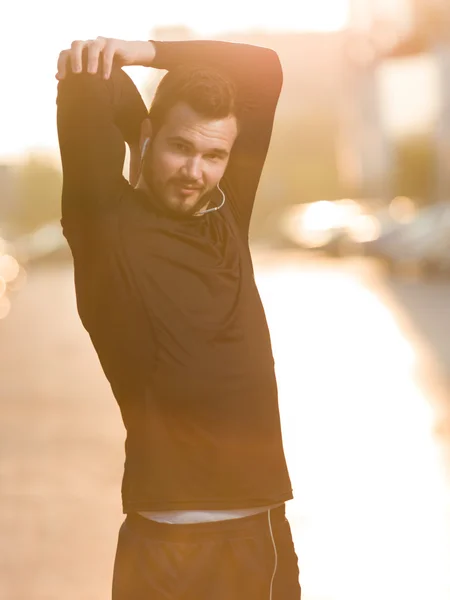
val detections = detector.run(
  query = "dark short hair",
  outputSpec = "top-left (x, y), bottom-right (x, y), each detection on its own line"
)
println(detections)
top-left (148, 66), bottom-right (238, 134)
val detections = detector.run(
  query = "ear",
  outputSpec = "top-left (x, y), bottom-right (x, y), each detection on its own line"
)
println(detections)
top-left (139, 118), bottom-right (152, 153)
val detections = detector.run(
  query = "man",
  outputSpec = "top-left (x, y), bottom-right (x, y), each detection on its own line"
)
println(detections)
top-left (56, 36), bottom-right (300, 599)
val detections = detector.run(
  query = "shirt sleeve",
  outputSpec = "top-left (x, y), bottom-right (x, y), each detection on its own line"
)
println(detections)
top-left (151, 40), bottom-right (283, 235)
top-left (57, 66), bottom-right (148, 237)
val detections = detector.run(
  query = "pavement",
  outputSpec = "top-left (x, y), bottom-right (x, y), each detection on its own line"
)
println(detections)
top-left (1, 252), bottom-right (450, 600)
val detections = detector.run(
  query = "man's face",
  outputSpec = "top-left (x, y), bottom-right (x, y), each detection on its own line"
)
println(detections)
top-left (140, 102), bottom-right (238, 217)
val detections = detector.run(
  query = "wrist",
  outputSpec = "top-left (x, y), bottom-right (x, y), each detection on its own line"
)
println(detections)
top-left (129, 40), bottom-right (156, 67)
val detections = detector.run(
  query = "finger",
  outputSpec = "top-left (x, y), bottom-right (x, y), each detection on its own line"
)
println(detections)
top-left (70, 40), bottom-right (86, 73)
top-left (99, 38), bottom-right (115, 79)
top-left (56, 49), bottom-right (70, 80)
top-left (87, 38), bottom-right (105, 74)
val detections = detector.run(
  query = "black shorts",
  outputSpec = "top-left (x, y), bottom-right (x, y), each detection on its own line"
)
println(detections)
top-left (112, 504), bottom-right (301, 600)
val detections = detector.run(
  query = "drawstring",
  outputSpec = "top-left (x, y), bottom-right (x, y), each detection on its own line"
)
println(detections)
top-left (267, 508), bottom-right (278, 600)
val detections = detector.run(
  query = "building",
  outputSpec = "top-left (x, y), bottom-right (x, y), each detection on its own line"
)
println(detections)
top-left (343, 0), bottom-right (450, 203)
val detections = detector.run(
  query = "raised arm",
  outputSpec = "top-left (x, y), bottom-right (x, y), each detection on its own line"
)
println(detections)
top-left (150, 40), bottom-right (283, 234)
top-left (57, 63), bottom-right (147, 237)
top-left (57, 38), bottom-right (282, 235)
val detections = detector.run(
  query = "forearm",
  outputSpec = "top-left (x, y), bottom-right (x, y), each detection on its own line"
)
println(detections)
top-left (69, 39), bottom-right (282, 115)
top-left (150, 40), bottom-right (280, 86)
top-left (147, 40), bottom-right (282, 113)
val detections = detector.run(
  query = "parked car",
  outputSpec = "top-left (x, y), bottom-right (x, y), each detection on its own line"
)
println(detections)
top-left (280, 199), bottom-right (379, 256)
top-left (361, 202), bottom-right (450, 277)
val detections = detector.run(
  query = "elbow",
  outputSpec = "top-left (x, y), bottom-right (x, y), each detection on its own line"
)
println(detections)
top-left (257, 47), bottom-right (283, 96)
top-left (56, 70), bottom-right (114, 133)
top-left (57, 69), bottom-right (111, 107)
top-left (267, 49), bottom-right (284, 94)
top-left (57, 69), bottom-right (97, 89)
top-left (57, 72), bottom-right (92, 110)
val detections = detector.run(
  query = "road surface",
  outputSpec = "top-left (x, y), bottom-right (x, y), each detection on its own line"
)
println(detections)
top-left (1, 252), bottom-right (450, 600)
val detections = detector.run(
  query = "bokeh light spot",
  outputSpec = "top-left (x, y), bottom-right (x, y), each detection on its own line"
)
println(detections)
top-left (0, 255), bottom-right (20, 283)
top-left (0, 295), bottom-right (11, 320)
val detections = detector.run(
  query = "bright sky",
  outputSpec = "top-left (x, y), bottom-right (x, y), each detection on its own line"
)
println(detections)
top-left (1, 0), bottom-right (350, 162)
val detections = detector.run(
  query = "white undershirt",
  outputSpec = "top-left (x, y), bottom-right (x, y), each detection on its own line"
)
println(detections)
top-left (138, 503), bottom-right (283, 524)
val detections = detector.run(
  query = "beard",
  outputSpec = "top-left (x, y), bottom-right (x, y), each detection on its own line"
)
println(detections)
top-left (142, 157), bottom-right (215, 219)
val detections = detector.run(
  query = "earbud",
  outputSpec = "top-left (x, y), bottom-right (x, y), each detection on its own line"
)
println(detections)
top-left (141, 138), bottom-right (150, 161)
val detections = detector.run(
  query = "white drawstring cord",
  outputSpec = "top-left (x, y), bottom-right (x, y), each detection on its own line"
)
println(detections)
top-left (194, 183), bottom-right (226, 216)
top-left (267, 508), bottom-right (278, 600)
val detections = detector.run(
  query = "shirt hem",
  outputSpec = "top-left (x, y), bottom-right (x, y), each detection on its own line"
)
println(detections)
top-left (122, 490), bottom-right (294, 514)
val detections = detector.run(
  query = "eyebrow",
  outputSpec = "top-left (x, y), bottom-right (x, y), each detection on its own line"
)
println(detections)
top-left (167, 136), bottom-right (230, 158)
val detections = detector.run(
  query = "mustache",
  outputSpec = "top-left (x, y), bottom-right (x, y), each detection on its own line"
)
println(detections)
top-left (170, 178), bottom-right (204, 190)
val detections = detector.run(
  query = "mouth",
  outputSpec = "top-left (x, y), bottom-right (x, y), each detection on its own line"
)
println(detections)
top-left (173, 183), bottom-right (202, 197)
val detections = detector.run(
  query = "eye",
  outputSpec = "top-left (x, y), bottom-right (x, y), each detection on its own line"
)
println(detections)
top-left (205, 153), bottom-right (220, 161)
top-left (172, 142), bottom-right (188, 153)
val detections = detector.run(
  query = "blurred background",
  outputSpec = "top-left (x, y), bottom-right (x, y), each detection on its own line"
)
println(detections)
top-left (2, 0), bottom-right (450, 598)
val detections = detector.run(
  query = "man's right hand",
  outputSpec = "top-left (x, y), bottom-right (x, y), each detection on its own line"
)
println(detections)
top-left (56, 38), bottom-right (155, 81)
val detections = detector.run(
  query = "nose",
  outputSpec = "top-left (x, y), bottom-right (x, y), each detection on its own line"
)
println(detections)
top-left (182, 156), bottom-right (202, 182)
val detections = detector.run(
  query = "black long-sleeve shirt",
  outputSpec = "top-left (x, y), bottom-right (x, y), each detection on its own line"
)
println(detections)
top-left (57, 40), bottom-right (293, 512)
